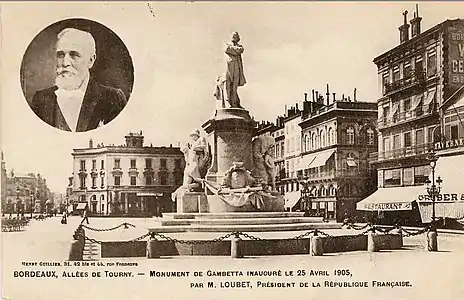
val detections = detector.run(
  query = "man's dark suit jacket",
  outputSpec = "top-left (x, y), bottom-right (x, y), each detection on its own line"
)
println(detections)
top-left (30, 77), bottom-right (128, 132)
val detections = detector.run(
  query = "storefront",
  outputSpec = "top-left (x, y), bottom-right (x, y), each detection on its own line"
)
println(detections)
top-left (356, 186), bottom-right (424, 225)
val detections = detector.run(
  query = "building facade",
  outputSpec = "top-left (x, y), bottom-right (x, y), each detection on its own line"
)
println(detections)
top-left (365, 9), bottom-right (464, 224)
top-left (69, 132), bottom-right (184, 216)
top-left (298, 90), bottom-right (378, 221)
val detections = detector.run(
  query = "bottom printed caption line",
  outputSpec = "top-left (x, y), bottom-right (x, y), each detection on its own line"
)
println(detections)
top-left (183, 280), bottom-right (413, 289)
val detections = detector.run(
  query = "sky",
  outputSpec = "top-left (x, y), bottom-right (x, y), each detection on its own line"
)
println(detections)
top-left (1, 2), bottom-right (462, 194)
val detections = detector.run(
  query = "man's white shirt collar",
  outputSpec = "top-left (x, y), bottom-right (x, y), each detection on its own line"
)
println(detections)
top-left (55, 75), bottom-right (90, 132)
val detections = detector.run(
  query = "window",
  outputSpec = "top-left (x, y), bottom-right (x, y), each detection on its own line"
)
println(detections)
top-left (414, 165), bottom-right (431, 185)
top-left (160, 159), bottom-right (167, 169)
top-left (276, 144), bottom-right (280, 158)
top-left (114, 159), bottom-right (120, 169)
top-left (174, 159), bottom-right (181, 169)
top-left (130, 159), bottom-right (136, 168)
top-left (382, 72), bottom-right (390, 93)
top-left (384, 168), bottom-right (401, 187)
top-left (101, 160), bottom-right (104, 169)
top-left (346, 127), bottom-right (355, 144)
top-left (114, 176), bottom-right (121, 186)
top-left (415, 56), bottom-right (423, 72)
top-left (404, 61), bottom-right (412, 78)
top-left (428, 127), bottom-right (435, 144)
top-left (404, 132), bottom-right (412, 148)
top-left (101, 176), bottom-right (104, 188)
top-left (404, 98), bottom-right (411, 112)
top-left (383, 106), bottom-right (390, 119)
top-left (80, 160), bottom-right (86, 171)
top-left (160, 175), bottom-right (167, 186)
top-left (145, 176), bottom-right (153, 186)
top-left (383, 137), bottom-right (390, 152)
top-left (393, 134), bottom-right (401, 149)
top-left (451, 125), bottom-right (459, 139)
top-left (403, 167), bottom-right (414, 186)
top-left (393, 66), bottom-right (400, 82)
top-left (92, 160), bottom-right (96, 170)
top-left (92, 177), bottom-right (97, 188)
top-left (145, 158), bottom-right (152, 169)
top-left (130, 176), bottom-right (136, 186)
top-left (367, 129), bottom-right (374, 145)
top-left (415, 129), bottom-right (424, 145)
top-left (79, 176), bottom-right (86, 189)
top-left (427, 51), bottom-right (437, 77)
top-left (281, 143), bottom-right (284, 158)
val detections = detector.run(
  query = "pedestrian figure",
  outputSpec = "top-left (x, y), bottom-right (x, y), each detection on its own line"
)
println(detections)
top-left (82, 209), bottom-right (89, 225)
top-left (61, 212), bottom-right (67, 224)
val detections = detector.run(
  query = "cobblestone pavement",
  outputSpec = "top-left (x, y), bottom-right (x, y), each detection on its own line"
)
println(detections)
top-left (2, 217), bottom-right (464, 300)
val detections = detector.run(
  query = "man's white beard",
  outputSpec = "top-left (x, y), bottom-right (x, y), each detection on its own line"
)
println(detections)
top-left (55, 70), bottom-right (88, 90)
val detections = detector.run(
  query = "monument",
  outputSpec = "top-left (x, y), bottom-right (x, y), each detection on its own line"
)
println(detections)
top-left (172, 31), bottom-right (285, 213)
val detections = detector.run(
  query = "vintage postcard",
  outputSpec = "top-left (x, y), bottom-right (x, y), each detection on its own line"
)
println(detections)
top-left (1, 2), bottom-right (464, 300)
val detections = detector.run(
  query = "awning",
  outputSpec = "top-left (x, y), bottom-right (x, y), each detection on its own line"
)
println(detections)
top-left (346, 158), bottom-right (357, 167)
top-left (136, 192), bottom-right (163, 197)
top-left (388, 102), bottom-right (399, 121)
top-left (284, 191), bottom-right (301, 209)
top-left (417, 155), bottom-right (464, 222)
top-left (356, 186), bottom-right (424, 211)
top-left (298, 154), bottom-right (316, 170)
top-left (309, 149), bottom-right (335, 168)
top-left (423, 89), bottom-right (436, 107)
top-left (76, 203), bottom-right (88, 210)
top-left (411, 94), bottom-right (423, 110)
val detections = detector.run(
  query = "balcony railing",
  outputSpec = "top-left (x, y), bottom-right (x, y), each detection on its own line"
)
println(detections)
top-left (377, 106), bottom-right (434, 128)
top-left (383, 70), bottom-right (425, 96)
top-left (369, 142), bottom-right (434, 162)
top-left (300, 169), bottom-right (369, 180)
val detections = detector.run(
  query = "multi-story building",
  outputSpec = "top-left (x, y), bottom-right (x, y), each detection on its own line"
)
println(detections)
top-left (3, 171), bottom-right (51, 215)
top-left (362, 7), bottom-right (464, 224)
top-left (298, 88), bottom-right (378, 221)
top-left (69, 131), bottom-right (184, 216)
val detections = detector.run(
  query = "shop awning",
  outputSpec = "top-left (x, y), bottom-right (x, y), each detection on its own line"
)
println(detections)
top-left (417, 155), bottom-right (464, 222)
top-left (76, 203), bottom-right (88, 210)
top-left (309, 149), bottom-right (336, 168)
top-left (423, 89), bottom-right (436, 107)
top-left (298, 154), bottom-right (316, 170)
top-left (411, 94), bottom-right (423, 110)
top-left (284, 191), bottom-right (301, 209)
top-left (356, 186), bottom-right (424, 211)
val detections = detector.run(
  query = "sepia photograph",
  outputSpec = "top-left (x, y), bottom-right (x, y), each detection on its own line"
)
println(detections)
top-left (20, 18), bottom-right (134, 132)
top-left (1, 2), bottom-right (464, 300)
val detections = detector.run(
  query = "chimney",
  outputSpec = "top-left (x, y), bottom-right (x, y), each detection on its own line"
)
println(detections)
top-left (326, 83), bottom-right (330, 106)
top-left (332, 92), bottom-right (336, 102)
top-left (304, 92), bottom-right (308, 102)
top-left (312, 89), bottom-right (315, 102)
top-left (89, 139), bottom-right (93, 148)
top-left (410, 4), bottom-right (422, 38)
top-left (354, 88), bottom-right (357, 102)
top-left (399, 10), bottom-right (410, 44)
top-left (315, 91), bottom-right (319, 102)
top-left (342, 94), bottom-right (345, 101)
top-left (348, 96), bottom-right (351, 102)
top-left (296, 103), bottom-right (299, 111)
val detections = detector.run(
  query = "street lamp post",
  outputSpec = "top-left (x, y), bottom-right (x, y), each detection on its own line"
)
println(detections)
top-left (30, 190), bottom-right (33, 219)
top-left (16, 187), bottom-right (20, 217)
top-left (424, 158), bottom-right (442, 252)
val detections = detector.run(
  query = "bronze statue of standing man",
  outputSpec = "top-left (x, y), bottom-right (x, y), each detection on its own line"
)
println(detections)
top-left (221, 32), bottom-right (246, 108)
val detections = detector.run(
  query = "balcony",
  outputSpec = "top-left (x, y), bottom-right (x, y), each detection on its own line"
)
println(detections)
top-left (300, 169), bottom-right (369, 181)
top-left (383, 70), bottom-right (425, 96)
top-left (377, 106), bottom-right (435, 129)
top-left (369, 142), bottom-right (434, 162)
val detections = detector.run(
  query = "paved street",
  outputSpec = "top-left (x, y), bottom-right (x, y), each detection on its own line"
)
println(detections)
top-left (2, 216), bottom-right (464, 300)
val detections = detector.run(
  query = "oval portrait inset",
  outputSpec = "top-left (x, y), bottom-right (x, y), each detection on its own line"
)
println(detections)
top-left (20, 18), bottom-right (134, 132)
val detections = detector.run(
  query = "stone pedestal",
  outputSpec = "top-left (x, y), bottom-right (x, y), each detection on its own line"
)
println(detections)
top-left (177, 192), bottom-right (208, 213)
top-left (202, 108), bottom-right (256, 185)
